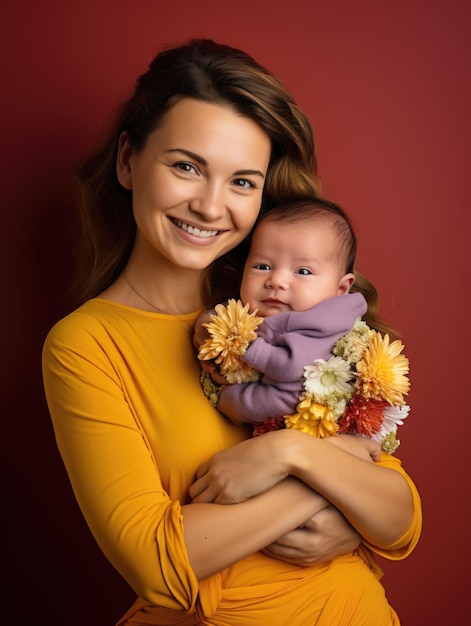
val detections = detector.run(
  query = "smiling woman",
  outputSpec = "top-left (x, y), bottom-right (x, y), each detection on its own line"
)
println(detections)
top-left (42, 38), bottom-right (421, 625)
top-left (109, 98), bottom-right (271, 313)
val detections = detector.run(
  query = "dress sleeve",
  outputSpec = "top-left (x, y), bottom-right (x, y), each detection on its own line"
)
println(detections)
top-left (42, 318), bottom-right (200, 611)
top-left (363, 452), bottom-right (422, 561)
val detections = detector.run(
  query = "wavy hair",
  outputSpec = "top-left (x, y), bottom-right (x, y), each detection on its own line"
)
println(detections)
top-left (73, 39), bottom-right (322, 305)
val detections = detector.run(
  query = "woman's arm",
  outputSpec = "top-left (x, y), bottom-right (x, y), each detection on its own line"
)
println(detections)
top-left (262, 506), bottom-right (361, 566)
top-left (290, 431), bottom-right (414, 547)
top-left (190, 429), bottom-right (414, 549)
top-left (43, 316), bottom-right (346, 601)
top-left (182, 477), bottom-right (330, 579)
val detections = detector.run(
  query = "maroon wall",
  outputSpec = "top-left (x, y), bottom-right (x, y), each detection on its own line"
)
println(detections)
top-left (2, 1), bottom-right (469, 624)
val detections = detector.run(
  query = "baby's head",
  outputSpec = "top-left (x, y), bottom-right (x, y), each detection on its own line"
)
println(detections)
top-left (241, 199), bottom-right (357, 316)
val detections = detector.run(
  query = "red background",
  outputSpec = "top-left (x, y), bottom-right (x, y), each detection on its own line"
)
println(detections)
top-left (2, 1), bottom-right (469, 624)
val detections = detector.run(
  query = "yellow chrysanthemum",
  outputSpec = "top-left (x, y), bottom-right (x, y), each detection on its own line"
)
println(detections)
top-left (355, 330), bottom-right (410, 405)
top-left (198, 299), bottom-right (263, 383)
top-left (284, 396), bottom-right (338, 438)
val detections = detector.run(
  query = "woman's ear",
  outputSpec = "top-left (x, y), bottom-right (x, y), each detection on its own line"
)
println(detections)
top-left (338, 272), bottom-right (356, 295)
top-left (116, 131), bottom-right (133, 190)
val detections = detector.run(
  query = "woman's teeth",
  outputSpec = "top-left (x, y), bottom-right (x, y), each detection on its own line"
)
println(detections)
top-left (174, 219), bottom-right (219, 238)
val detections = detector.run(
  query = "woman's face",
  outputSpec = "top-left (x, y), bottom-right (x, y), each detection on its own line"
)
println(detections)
top-left (117, 98), bottom-right (271, 273)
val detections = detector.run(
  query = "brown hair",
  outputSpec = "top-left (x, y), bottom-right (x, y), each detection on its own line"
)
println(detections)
top-left (73, 39), bottom-right (321, 305)
top-left (251, 199), bottom-right (399, 338)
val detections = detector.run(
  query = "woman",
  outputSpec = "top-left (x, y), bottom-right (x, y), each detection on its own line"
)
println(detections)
top-left (42, 39), bottom-right (421, 625)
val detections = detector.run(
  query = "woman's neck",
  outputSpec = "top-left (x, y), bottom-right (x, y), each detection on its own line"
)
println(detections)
top-left (103, 234), bottom-right (211, 313)
top-left (99, 246), bottom-right (206, 314)
top-left (121, 266), bottom-right (204, 314)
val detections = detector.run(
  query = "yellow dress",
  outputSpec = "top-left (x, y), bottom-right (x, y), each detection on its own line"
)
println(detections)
top-left (42, 299), bottom-right (422, 626)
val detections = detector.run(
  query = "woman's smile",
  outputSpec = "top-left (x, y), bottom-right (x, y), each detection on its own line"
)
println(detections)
top-left (117, 98), bottom-right (271, 273)
top-left (171, 217), bottom-right (221, 239)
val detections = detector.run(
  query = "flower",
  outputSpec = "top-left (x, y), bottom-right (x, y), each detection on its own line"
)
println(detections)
top-left (304, 357), bottom-right (355, 400)
top-left (380, 404), bottom-right (410, 436)
top-left (380, 431), bottom-right (401, 454)
top-left (198, 301), bottom-right (411, 453)
top-left (338, 396), bottom-right (388, 438)
top-left (370, 404), bottom-right (411, 452)
top-left (252, 417), bottom-right (286, 437)
top-left (303, 328), bottom-right (411, 450)
top-left (284, 396), bottom-right (339, 437)
top-left (355, 331), bottom-right (410, 406)
top-left (304, 356), bottom-right (355, 395)
top-left (333, 318), bottom-right (372, 364)
top-left (198, 299), bottom-right (263, 384)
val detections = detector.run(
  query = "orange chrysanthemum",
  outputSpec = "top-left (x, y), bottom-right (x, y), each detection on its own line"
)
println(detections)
top-left (355, 331), bottom-right (410, 405)
top-left (198, 299), bottom-right (263, 383)
top-left (338, 396), bottom-right (387, 437)
top-left (284, 396), bottom-right (339, 438)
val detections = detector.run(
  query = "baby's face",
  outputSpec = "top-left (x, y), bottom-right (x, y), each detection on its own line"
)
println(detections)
top-left (240, 219), bottom-right (351, 316)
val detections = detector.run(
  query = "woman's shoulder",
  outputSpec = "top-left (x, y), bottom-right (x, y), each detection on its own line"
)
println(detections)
top-left (43, 298), bottom-right (202, 352)
top-left (43, 299), bottom-right (139, 352)
top-left (42, 300), bottom-right (101, 354)
top-left (46, 299), bottom-right (112, 334)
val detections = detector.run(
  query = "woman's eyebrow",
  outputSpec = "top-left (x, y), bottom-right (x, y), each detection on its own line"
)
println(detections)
top-left (165, 148), bottom-right (208, 165)
top-left (165, 148), bottom-right (265, 179)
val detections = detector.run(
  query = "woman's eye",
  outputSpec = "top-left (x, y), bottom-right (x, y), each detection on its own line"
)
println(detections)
top-left (233, 178), bottom-right (256, 190)
top-left (297, 268), bottom-right (312, 275)
top-left (174, 161), bottom-right (197, 174)
top-left (255, 263), bottom-right (271, 271)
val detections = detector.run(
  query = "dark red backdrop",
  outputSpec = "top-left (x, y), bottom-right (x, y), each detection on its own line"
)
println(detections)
top-left (2, 1), bottom-right (469, 624)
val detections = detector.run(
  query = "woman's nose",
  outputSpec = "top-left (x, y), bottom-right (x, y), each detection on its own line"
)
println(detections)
top-left (189, 184), bottom-right (224, 220)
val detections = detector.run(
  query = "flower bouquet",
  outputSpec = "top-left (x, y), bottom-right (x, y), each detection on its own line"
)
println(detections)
top-left (198, 299), bottom-right (410, 453)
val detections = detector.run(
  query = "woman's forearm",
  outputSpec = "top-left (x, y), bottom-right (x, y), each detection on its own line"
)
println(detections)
top-left (182, 477), bottom-right (329, 580)
top-left (282, 430), bottom-right (414, 547)
top-left (189, 428), bottom-right (415, 558)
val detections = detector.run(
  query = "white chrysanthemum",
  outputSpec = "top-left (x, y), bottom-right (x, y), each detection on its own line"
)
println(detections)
top-left (303, 356), bottom-right (355, 399)
top-left (371, 404), bottom-right (411, 443)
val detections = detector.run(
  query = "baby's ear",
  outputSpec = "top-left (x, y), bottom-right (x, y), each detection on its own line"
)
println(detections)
top-left (338, 272), bottom-right (356, 295)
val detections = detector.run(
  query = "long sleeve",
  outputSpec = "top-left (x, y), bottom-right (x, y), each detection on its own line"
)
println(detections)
top-left (42, 300), bottom-right (421, 626)
top-left (42, 301), bottom-right (246, 610)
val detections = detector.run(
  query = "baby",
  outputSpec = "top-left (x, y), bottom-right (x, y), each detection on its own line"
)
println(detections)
top-left (197, 198), bottom-right (367, 426)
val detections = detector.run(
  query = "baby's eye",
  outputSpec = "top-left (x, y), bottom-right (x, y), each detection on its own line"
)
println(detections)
top-left (296, 268), bottom-right (312, 275)
top-left (255, 263), bottom-right (271, 271)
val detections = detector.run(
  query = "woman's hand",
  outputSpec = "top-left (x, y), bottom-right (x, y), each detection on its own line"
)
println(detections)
top-left (199, 360), bottom-right (228, 386)
top-left (262, 505), bottom-right (361, 566)
top-left (193, 310), bottom-right (228, 386)
top-left (190, 431), bottom-right (289, 504)
top-left (190, 430), bottom-right (381, 505)
top-left (193, 310), bottom-right (213, 351)
top-left (325, 433), bottom-right (382, 462)
top-left (189, 430), bottom-right (382, 505)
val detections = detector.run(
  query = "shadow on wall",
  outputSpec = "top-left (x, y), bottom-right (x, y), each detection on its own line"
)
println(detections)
top-left (4, 176), bottom-right (135, 623)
